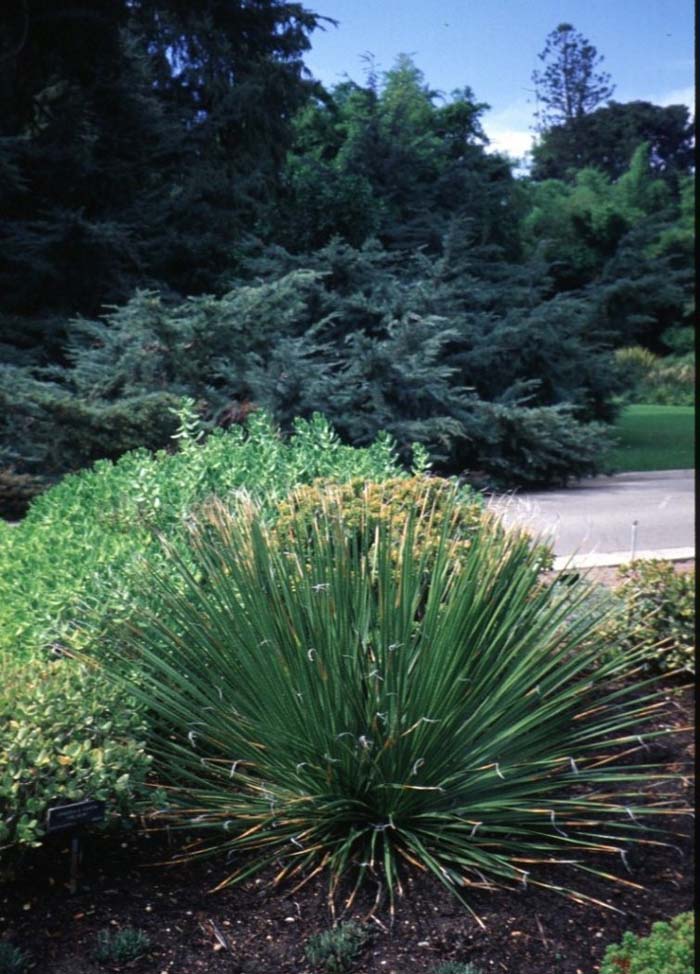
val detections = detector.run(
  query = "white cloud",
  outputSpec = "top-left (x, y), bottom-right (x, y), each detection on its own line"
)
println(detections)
top-left (482, 97), bottom-right (536, 163)
top-left (485, 127), bottom-right (534, 160)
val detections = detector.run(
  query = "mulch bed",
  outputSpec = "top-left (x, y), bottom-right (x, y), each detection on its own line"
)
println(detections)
top-left (545, 558), bottom-right (695, 590)
top-left (1, 683), bottom-right (693, 974)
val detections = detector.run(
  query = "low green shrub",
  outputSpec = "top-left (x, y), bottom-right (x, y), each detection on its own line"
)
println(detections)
top-left (0, 943), bottom-right (29, 974)
top-left (602, 560), bottom-right (695, 674)
top-left (109, 484), bottom-right (681, 916)
top-left (304, 922), bottom-right (371, 973)
top-left (273, 475), bottom-right (484, 569)
top-left (94, 928), bottom-right (152, 964)
top-left (0, 406), bottom-right (413, 860)
top-left (635, 357), bottom-right (695, 407)
top-left (472, 403), bottom-right (613, 488)
top-left (614, 345), bottom-right (659, 386)
top-left (0, 405), bottom-right (405, 662)
top-left (272, 476), bottom-right (553, 573)
top-left (0, 658), bottom-right (150, 857)
top-left (600, 912), bottom-right (694, 974)
top-left (615, 344), bottom-right (695, 407)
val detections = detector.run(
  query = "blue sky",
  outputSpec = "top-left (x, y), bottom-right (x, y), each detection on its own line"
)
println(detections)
top-left (303, 0), bottom-right (695, 161)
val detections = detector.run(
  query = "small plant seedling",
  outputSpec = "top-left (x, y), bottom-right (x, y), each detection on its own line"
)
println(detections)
top-left (599, 912), bottom-right (694, 974)
top-left (304, 921), bottom-right (371, 973)
top-left (0, 943), bottom-right (30, 974)
top-left (431, 963), bottom-right (482, 974)
top-left (94, 928), bottom-right (152, 964)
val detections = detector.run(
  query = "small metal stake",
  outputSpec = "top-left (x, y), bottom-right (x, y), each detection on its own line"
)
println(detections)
top-left (69, 833), bottom-right (80, 894)
top-left (630, 520), bottom-right (638, 562)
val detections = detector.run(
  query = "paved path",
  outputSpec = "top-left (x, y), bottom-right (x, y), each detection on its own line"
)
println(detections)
top-left (487, 469), bottom-right (695, 567)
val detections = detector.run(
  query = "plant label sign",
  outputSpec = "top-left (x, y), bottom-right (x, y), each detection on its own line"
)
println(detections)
top-left (46, 799), bottom-right (106, 833)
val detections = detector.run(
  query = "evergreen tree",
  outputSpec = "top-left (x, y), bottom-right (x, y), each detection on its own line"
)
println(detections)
top-left (521, 144), bottom-right (674, 291)
top-left (531, 100), bottom-right (695, 183)
top-left (4, 35), bottom-right (675, 500)
top-left (593, 216), bottom-right (694, 352)
top-left (0, 2), bottom-right (152, 361)
top-left (0, 0), bottom-right (322, 362)
top-left (2, 237), bottom-right (620, 487)
top-left (277, 56), bottom-right (520, 257)
top-left (532, 23), bottom-right (614, 131)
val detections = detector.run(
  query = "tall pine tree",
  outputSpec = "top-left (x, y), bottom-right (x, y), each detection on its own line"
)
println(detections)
top-left (532, 23), bottom-right (614, 132)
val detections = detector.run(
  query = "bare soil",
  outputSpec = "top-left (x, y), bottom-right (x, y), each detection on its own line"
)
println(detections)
top-left (1, 687), bottom-right (693, 974)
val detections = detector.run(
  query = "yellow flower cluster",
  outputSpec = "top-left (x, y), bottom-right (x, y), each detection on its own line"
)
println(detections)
top-left (272, 476), bottom-right (485, 569)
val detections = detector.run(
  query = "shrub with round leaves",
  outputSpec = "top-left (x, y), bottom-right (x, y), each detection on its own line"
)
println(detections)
top-left (0, 658), bottom-right (151, 857)
top-left (109, 483), bottom-right (684, 920)
top-left (0, 407), bottom-right (405, 662)
top-left (601, 560), bottom-right (695, 675)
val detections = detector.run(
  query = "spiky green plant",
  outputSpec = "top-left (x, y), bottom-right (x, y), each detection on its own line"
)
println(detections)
top-left (94, 928), bottom-right (151, 964)
top-left (304, 921), bottom-right (371, 972)
top-left (0, 943), bottom-right (29, 974)
top-left (109, 483), bottom-right (685, 921)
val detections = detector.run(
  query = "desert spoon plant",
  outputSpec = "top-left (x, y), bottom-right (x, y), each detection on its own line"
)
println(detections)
top-left (107, 481), bottom-right (686, 922)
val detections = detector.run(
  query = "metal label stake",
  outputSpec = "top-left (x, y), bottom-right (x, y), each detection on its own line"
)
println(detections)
top-left (69, 833), bottom-right (81, 894)
top-left (46, 799), bottom-right (106, 894)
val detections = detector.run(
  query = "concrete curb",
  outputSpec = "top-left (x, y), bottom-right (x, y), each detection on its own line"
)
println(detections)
top-left (552, 547), bottom-right (695, 570)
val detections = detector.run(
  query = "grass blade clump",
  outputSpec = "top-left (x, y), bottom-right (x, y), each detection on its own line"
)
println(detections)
top-left (94, 928), bottom-right (151, 965)
top-left (0, 943), bottom-right (30, 974)
top-left (113, 482), bottom-right (686, 917)
top-left (304, 921), bottom-right (372, 972)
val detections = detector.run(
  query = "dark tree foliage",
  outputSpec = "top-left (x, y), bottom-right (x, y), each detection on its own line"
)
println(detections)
top-left (531, 101), bottom-right (695, 183)
top-left (275, 56), bottom-right (522, 258)
top-left (1, 237), bottom-right (620, 489)
top-left (128, 0), bottom-right (326, 278)
top-left (593, 220), bottom-right (694, 353)
top-left (532, 23), bottom-right (614, 131)
top-left (0, 1), bottom-right (147, 361)
top-left (0, 0), bottom-right (323, 362)
top-left (0, 15), bottom-right (690, 505)
top-left (520, 144), bottom-right (680, 291)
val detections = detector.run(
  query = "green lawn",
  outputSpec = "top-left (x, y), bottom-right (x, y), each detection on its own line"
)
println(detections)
top-left (605, 404), bottom-right (695, 472)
